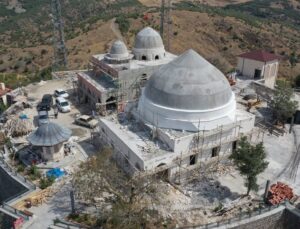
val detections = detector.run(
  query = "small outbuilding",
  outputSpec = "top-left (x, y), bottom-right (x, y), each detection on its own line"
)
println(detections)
top-left (237, 50), bottom-right (280, 88)
top-left (27, 122), bottom-right (71, 161)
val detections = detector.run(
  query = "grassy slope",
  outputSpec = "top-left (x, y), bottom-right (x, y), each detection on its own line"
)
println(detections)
top-left (0, 0), bottom-right (299, 82)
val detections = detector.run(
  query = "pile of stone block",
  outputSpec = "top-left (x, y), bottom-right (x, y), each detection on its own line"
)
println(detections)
top-left (267, 182), bottom-right (294, 205)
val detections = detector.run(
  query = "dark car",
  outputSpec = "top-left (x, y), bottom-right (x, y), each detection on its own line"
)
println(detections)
top-left (37, 94), bottom-right (53, 111)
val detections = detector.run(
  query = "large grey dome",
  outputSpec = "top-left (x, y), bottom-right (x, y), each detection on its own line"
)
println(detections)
top-left (28, 122), bottom-right (71, 146)
top-left (144, 49), bottom-right (233, 110)
top-left (134, 27), bottom-right (164, 50)
top-left (109, 40), bottom-right (129, 59)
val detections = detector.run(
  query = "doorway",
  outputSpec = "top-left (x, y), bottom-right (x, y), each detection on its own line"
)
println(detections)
top-left (254, 69), bottom-right (262, 79)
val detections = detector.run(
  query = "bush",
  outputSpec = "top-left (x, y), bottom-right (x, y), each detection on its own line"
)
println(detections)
top-left (39, 176), bottom-right (55, 189)
top-left (295, 75), bottom-right (300, 88)
top-left (28, 165), bottom-right (41, 180)
top-left (115, 16), bottom-right (130, 34)
top-left (17, 164), bottom-right (25, 173)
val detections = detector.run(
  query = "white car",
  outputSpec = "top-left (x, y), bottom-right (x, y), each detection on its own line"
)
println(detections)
top-left (55, 97), bottom-right (71, 112)
top-left (54, 89), bottom-right (69, 98)
top-left (38, 110), bottom-right (49, 126)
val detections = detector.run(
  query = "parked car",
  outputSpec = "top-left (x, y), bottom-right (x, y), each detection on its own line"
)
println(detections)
top-left (75, 115), bottom-right (98, 129)
top-left (54, 89), bottom-right (69, 98)
top-left (37, 94), bottom-right (53, 111)
top-left (55, 97), bottom-right (71, 112)
top-left (38, 110), bottom-right (49, 126)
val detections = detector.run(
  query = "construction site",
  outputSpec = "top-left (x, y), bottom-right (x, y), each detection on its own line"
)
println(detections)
top-left (0, 0), bottom-right (300, 229)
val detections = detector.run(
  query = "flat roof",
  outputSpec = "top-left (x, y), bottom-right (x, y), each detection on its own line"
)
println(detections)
top-left (77, 71), bottom-right (117, 92)
top-left (100, 116), bottom-right (173, 162)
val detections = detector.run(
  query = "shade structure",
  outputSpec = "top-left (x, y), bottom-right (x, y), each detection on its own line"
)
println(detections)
top-left (138, 49), bottom-right (236, 131)
top-left (27, 122), bottom-right (71, 146)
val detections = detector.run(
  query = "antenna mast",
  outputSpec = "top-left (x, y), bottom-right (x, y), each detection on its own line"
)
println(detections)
top-left (51, 0), bottom-right (67, 70)
top-left (160, 0), bottom-right (172, 51)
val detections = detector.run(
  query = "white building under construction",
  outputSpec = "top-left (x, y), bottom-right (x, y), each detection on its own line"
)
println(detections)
top-left (90, 28), bottom-right (255, 182)
top-left (77, 27), bottom-right (176, 115)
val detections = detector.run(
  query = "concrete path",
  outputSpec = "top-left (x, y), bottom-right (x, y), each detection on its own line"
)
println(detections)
top-left (218, 125), bottom-right (300, 196)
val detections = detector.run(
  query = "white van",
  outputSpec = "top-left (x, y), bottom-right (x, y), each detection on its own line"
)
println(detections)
top-left (55, 97), bottom-right (71, 113)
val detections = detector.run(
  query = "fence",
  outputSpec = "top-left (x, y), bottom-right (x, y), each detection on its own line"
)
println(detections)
top-left (179, 202), bottom-right (287, 229)
top-left (0, 203), bottom-right (30, 221)
top-left (0, 156), bottom-right (36, 190)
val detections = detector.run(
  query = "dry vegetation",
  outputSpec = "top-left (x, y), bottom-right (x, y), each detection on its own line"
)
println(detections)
top-left (0, 0), bottom-right (300, 82)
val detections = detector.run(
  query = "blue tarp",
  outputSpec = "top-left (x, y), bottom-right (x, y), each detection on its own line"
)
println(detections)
top-left (19, 114), bottom-right (28, 120)
top-left (46, 168), bottom-right (65, 179)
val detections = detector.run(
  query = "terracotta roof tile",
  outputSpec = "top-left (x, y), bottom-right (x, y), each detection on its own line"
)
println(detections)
top-left (239, 50), bottom-right (280, 62)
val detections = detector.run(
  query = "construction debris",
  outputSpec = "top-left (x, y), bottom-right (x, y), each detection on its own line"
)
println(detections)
top-left (4, 115), bottom-right (34, 137)
top-left (267, 182), bottom-right (294, 205)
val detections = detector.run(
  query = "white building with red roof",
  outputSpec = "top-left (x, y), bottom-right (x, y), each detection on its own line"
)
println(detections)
top-left (237, 50), bottom-right (280, 88)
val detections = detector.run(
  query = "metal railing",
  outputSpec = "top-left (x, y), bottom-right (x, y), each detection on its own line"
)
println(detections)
top-left (0, 157), bottom-right (36, 190)
top-left (0, 203), bottom-right (30, 221)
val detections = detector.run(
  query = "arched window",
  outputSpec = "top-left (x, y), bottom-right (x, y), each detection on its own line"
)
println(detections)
top-left (155, 55), bottom-right (159, 60)
top-left (142, 55), bottom-right (147, 61)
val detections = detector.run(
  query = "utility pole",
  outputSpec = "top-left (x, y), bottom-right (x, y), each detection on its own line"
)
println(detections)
top-left (160, 0), bottom-right (173, 51)
top-left (166, 0), bottom-right (172, 51)
top-left (160, 0), bottom-right (165, 39)
top-left (51, 0), bottom-right (67, 71)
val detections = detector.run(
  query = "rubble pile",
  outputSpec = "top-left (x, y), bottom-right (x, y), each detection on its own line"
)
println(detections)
top-left (4, 115), bottom-right (34, 137)
top-left (267, 182), bottom-right (294, 205)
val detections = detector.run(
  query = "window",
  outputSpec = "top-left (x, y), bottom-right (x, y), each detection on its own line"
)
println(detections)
top-left (155, 55), bottom-right (159, 60)
top-left (212, 146), bottom-right (220, 157)
top-left (142, 55), bottom-right (147, 61)
top-left (232, 141), bottom-right (237, 152)
top-left (190, 155), bottom-right (196, 165)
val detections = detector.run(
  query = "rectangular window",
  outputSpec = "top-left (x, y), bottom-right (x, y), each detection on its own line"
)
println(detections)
top-left (190, 155), bottom-right (196, 165)
top-left (212, 147), bottom-right (220, 157)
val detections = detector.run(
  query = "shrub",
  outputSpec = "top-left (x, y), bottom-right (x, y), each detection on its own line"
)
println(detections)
top-left (295, 75), bottom-right (300, 88)
top-left (39, 176), bottom-right (55, 189)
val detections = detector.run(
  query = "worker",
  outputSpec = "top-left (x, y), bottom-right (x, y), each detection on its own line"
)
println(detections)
top-left (54, 106), bottom-right (58, 119)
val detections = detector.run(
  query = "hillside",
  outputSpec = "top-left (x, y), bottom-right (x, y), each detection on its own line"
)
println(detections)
top-left (0, 0), bottom-right (300, 87)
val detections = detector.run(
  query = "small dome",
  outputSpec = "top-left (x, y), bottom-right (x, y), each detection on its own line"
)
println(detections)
top-left (28, 122), bottom-right (71, 146)
top-left (134, 27), bottom-right (164, 49)
top-left (109, 40), bottom-right (129, 59)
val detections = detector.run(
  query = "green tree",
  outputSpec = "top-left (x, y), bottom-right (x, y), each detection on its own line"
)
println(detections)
top-left (289, 52), bottom-right (298, 69)
top-left (270, 83), bottom-right (298, 125)
top-left (230, 137), bottom-right (269, 195)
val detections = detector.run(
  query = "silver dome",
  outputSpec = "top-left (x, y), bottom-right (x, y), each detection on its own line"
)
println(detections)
top-left (109, 40), bottom-right (129, 59)
top-left (134, 27), bottom-right (164, 50)
top-left (144, 49), bottom-right (233, 110)
top-left (28, 122), bottom-right (71, 146)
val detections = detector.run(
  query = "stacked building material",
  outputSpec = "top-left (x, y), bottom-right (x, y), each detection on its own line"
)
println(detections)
top-left (267, 182), bottom-right (294, 205)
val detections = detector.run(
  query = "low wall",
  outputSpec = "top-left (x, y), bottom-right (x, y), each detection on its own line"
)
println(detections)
top-left (0, 166), bottom-right (28, 204)
top-left (181, 202), bottom-right (300, 229)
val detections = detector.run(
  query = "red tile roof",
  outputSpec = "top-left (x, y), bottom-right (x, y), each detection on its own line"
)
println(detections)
top-left (238, 50), bottom-right (280, 62)
top-left (0, 88), bottom-right (11, 97)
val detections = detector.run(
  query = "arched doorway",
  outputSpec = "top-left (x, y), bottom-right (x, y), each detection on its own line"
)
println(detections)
top-left (155, 55), bottom-right (159, 60)
top-left (142, 55), bottom-right (147, 61)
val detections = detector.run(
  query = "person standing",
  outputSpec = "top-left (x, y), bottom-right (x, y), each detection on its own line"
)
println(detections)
top-left (54, 105), bottom-right (58, 119)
